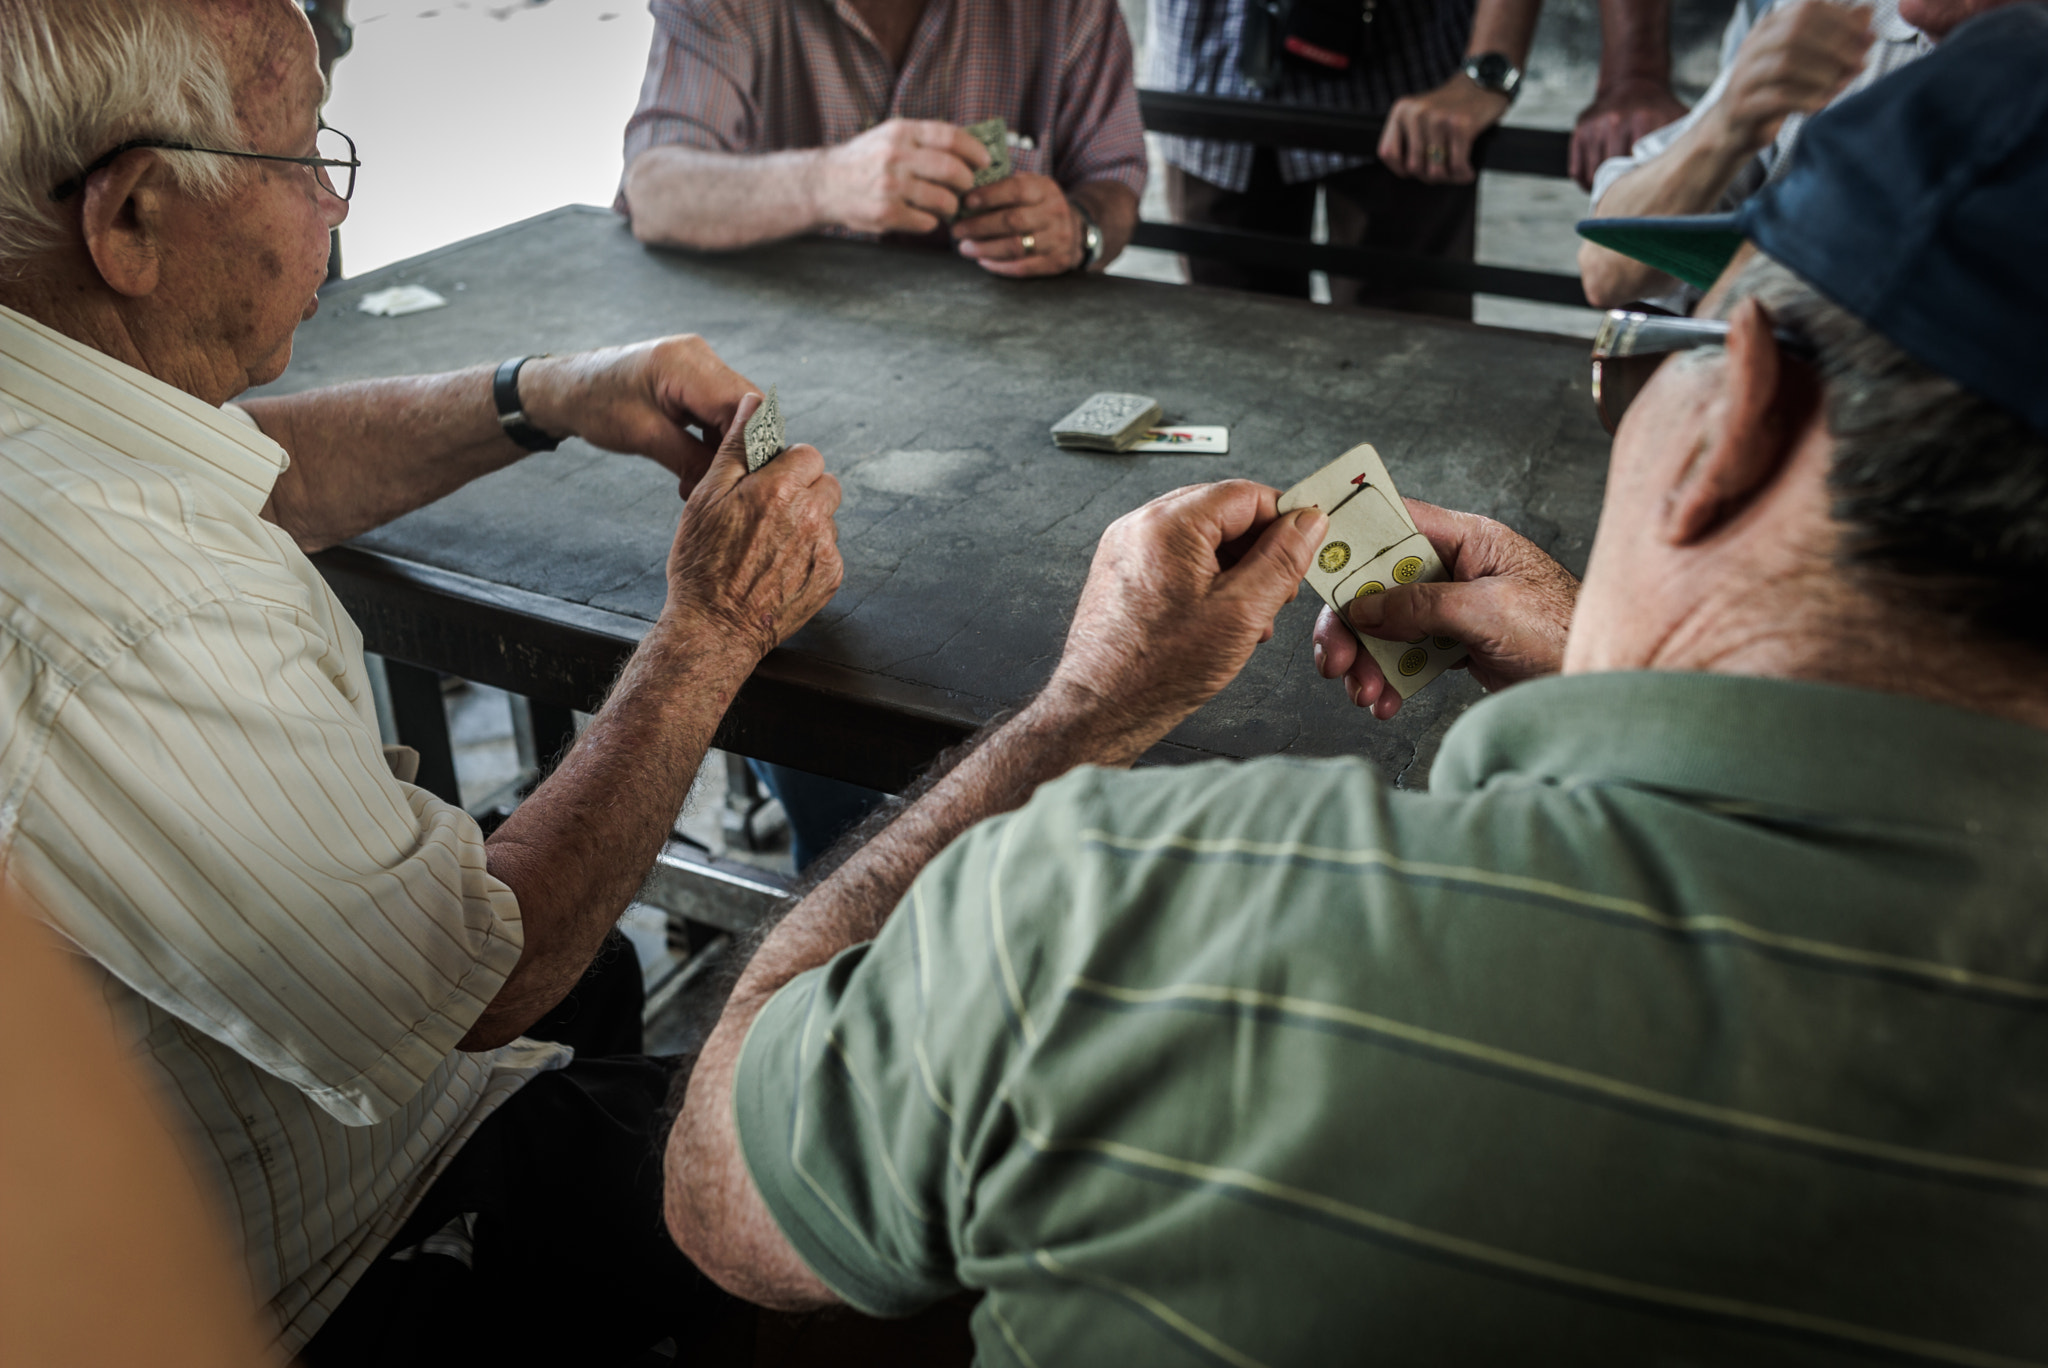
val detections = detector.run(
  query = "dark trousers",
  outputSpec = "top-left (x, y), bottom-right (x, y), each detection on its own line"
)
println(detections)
top-left (301, 932), bottom-right (738, 1367)
top-left (749, 758), bottom-right (887, 873)
top-left (1167, 146), bottom-right (1478, 319)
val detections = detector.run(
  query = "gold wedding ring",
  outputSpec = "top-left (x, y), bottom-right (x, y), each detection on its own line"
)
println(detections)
top-left (1021, 233), bottom-right (1036, 255)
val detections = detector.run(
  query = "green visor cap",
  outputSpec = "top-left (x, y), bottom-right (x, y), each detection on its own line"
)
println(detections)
top-left (1575, 213), bottom-right (1748, 293)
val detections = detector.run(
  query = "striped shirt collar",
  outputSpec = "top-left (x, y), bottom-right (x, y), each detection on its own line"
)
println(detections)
top-left (1434, 670), bottom-right (2048, 836)
top-left (0, 302), bottom-right (288, 514)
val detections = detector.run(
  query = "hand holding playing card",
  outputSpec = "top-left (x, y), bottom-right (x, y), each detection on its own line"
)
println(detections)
top-left (953, 173), bottom-right (1083, 276)
top-left (1042, 481), bottom-right (1324, 762)
top-left (665, 392), bottom-right (844, 659)
top-left (515, 335), bottom-right (755, 497)
top-left (1314, 501), bottom-right (1580, 719)
top-left (815, 118), bottom-right (990, 235)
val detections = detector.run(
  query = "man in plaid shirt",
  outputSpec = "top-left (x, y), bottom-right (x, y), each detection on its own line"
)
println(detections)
top-left (618, 0), bottom-right (1148, 279)
top-left (1148, 0), bottom-right (1542, 317)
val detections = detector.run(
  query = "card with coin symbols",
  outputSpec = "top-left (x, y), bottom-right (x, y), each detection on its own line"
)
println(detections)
top-left (1278, 445), bottom-right (1467, 700)
top-left (1328, 534), bottom-right (1470, 698)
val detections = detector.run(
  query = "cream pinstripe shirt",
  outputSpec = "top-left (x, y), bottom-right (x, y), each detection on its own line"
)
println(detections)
top-left (0, 304), bottom-right (568, 1353)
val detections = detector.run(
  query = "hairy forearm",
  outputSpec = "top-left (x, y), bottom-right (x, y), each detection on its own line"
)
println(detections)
top-left (1469, 0), bottom-right (1541, 65)
top-left (624, 145), bottom-right (830, 251)
top-left (1580, 120), bottom-right (1749, 306)
top-left (241, 368), bottom-right (527, 551)
top-left (1069, 181), bottom-right (1140, 268)
top-left (670, 685), bottom-right (1143, 1303)
top-left (460, 612), bottom-right (761, 1050)
top-left (1597, 0), bottom-right (1673, 85)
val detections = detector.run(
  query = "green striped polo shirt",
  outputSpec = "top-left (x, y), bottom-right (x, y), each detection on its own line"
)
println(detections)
top-left (734, 671), bottom-right (2048, 1366)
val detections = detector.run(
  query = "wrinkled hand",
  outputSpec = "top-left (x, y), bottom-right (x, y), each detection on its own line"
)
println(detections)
top-left (664, 393), bottom-right (845, 659)
top-left (1707, 0), bottom-right (1874, 157)
top-left (952, 173), bottom-right (1082, 276)
top-left (1570, 77), bottom-right (1691, 189)
top-left (1043, 481), bottom-right (1323, 754)
top-left (816, 118), bottom-right (988, 235)
top-left (1379, 74), bottom-right (1512, 184)
top-left (1314, 501), bottom-right (1578, 720)
top-left (521, 336), bottom-right (754, 496)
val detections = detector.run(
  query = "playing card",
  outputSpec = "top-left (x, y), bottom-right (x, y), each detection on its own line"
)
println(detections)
top-left (1281, 443), bottom-right (1464, 699)
top-left (743, 385), bottom-right (784, 473)
top-left (1277, 442), bottom-right (1414, 535)
top-left (1051, 392), bottom-right (1163, 452)
top-left (1128, 425), bottom-right (1230, 454)
top-left (1303, 483), bottom-right (1412, 601)
top-left (964, 118), bottom-right (1013, 188)
top-left (1329, 533), bottom-right (1469, 697)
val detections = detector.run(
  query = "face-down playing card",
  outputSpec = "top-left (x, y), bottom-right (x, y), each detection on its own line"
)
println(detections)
top-left (743, 385), bottom-right (784, 472)
top-left (1278, 443), bottom-right (1467, 700)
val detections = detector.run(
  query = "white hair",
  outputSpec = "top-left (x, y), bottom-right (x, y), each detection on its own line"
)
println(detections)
top-left (0, 0), bottom-right (244, 275)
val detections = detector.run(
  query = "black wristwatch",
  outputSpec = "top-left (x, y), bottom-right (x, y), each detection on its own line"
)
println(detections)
top-left (1462, 51), bottom-right (1523, 102)
top-left (492, 356), bottom-right (560, 452)
top-left (1074, 206), bottom-right (1104, 272)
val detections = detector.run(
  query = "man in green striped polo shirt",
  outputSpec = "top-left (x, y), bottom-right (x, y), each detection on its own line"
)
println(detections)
top-left (663, 11), bottom-right (2048, 1364)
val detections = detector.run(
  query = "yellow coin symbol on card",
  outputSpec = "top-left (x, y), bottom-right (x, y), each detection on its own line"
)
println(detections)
top-left (1398, 647), bottom-right (1428, 676)
top-left (1353, 580), bottom-right (1386, 599)
top-left (1434, 636), bottom-right (1459, 650)
top-left (1318, 541), bottom-right (1351, 574)
top-left (1392, 556), bottom-right (1424, 584)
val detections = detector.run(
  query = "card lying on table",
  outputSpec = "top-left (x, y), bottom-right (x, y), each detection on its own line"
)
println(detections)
top-left (743, 385), bottom-right (784, 472)
top-left (1129, 425), bottom-right (1230, 454)
top-left (1051, 392), bottom-right (1163, 452)
top-left (1278, 442), bottom-right (1468, 699)
top-left (964, 118), bottom-right (1013, 189)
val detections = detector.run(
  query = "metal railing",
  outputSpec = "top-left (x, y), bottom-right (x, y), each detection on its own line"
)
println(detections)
top-left (1132, 90), bottom-right (1587, 307)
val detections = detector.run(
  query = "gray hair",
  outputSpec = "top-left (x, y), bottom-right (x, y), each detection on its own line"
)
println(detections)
top-left (1720, 251), bottom-right (2048, 649)
top-left (0, 0), bottom-right (244, 274)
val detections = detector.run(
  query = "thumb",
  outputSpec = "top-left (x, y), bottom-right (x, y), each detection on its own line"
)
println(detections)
top-left (1219, 507), bottom-right (1323, 607)
top-left (694, 392), bottom-right (760, 499)
top-left (1345, 579), bottom-right (1472, 645)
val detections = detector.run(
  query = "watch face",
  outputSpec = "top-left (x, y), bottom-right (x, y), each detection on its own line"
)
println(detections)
top-left (1474, 53), bottom-right (1509, 84)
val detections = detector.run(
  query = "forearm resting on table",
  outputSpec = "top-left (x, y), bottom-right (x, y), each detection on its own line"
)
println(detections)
top-left (624, 145), bottom-right (830, 251)
top-left (1579, 122), bottom-right (1750, 307)
top-left (1068, 180), bottom-right (1140, 266)
top-left (242, 368), bottom-right (527, 552)
top-left (668, 688), bottom-right (1143, 1301)
top-left (460, 614), bottom-right (761, 1051)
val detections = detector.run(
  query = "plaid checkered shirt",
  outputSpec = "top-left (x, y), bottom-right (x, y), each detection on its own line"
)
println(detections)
top-left (1144, 0), bottom-right (1476, 191)
top-left (618, 0), bottom-right (1147, 228)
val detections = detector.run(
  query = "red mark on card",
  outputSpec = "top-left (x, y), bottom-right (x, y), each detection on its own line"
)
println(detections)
top-left (1351, 473), bottom-right (1368, 485)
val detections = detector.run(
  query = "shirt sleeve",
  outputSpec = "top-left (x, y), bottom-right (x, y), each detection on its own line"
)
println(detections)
top-left (1049, 0), bottom-right (1149, 198)
top-left (619, 0), bottom-right (760, 197)
top-left (731, 792), bottom-right (1083, 1318)
top-left (14, 596), bottom-right (524, 1129)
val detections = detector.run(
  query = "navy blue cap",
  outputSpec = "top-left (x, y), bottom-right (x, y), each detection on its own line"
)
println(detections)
top-left (1578, 2), bottom-right (2048, 437)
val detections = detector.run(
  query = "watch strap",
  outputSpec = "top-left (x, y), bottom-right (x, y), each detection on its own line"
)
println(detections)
top-left (492, 356), bottom-right (559, 453)
top-left (1073, 206), bottom-right (1103, 272)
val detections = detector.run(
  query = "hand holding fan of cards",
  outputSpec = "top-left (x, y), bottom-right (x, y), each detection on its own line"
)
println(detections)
top-left (1279, 445), bottom-right (1469, 700)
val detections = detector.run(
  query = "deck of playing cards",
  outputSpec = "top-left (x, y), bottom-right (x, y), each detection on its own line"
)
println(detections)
top-left (1129, 425), bottom-right (1229, 454)
top-left (1051, 392), bottom-right (1164, 452)
top-left (1278, 443), bottom-right (1469, 700)
top-left (964, 118), bottom-right (1013, 188)
top-left (743, 386), bottom-right (784, 472)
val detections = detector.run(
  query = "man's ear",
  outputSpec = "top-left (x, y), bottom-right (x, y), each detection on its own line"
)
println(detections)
top-left (78, 152), bottom-right (166, 299)
top-left (1660, 297), bottom-right (1816, 546)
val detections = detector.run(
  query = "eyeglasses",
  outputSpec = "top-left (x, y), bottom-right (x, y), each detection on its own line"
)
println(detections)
top-left (49, 124), bottom-right (358, 203)
top-left (1590, 308), bottom-right (1818, 435)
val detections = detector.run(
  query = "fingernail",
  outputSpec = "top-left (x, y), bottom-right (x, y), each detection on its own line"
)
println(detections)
top-left (1301, 509), bottom-right (1329, 541)
top-left (1314, 642), bottom-right (1328, 676)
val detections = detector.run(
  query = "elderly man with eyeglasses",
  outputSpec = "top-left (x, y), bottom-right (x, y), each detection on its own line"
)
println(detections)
top-left (662, 9), bottom-right (2048, 1362)
top-left (0, 0), bottom-right (846, 1362)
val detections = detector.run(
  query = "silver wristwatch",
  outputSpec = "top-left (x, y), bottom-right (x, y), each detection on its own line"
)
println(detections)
top-left (1075, 207), bottom-right (1104, 272)
top-left (1462, 51), bottom-right (1523, 101)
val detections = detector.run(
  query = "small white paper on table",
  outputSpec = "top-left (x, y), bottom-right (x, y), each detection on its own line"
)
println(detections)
top-left (357, 285), bottom-right (448, 317)
top-left (1129, 425), bottom-right (1229, 454)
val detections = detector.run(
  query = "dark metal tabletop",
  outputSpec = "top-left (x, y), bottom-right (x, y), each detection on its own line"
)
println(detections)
top-left (255, 205), bottom-right (1610, 791)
